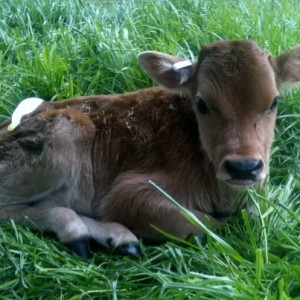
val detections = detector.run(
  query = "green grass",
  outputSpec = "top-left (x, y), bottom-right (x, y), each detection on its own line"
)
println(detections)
top-left (0, 0), bottom-right (299, 299)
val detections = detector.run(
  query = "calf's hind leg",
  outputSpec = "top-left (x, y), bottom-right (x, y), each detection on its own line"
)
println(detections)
top-left (0, 205), bottom-right (140, 257)
top-left (0, 205), bottom-right (93, 257)
top-left (80, 216), bottom-right (140, 256)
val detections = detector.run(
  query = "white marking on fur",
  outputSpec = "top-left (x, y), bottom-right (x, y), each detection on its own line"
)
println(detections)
top-left (59, 219), bottom-right (90, 243)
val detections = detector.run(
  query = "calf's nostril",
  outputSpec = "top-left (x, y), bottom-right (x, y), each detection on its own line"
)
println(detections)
top-left (251, 160), bottom-right (263, 175)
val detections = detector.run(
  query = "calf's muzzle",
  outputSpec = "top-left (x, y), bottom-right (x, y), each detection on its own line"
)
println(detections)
top-left (224, 158), bottom-right (264, 182)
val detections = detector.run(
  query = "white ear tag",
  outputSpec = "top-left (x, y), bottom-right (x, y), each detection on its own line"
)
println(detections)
top-left (172, 60), bottom-right (192, 71)
top-left (8, 97), bottom-right (44, 131)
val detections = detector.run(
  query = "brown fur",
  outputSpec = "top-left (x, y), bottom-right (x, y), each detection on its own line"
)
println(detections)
top-left (0, 40), bottom-right (300, 254)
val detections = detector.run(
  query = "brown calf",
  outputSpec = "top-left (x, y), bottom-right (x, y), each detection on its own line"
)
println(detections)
top-left (0, 40), bottom-right (300, 257)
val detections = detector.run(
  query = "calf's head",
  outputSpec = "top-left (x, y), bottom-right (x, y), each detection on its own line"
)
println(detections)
top-left (138, 40), bottom-right (300, 187)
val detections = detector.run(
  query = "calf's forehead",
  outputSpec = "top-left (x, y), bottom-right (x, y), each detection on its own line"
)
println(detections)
top-left (195, 40), bottom-right (278, 108)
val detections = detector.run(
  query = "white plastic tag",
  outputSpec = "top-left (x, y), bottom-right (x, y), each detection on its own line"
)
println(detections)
top-left (172, 60), bottom-right (192, 71)
top-left (8, 97), bottom-right (44, 131)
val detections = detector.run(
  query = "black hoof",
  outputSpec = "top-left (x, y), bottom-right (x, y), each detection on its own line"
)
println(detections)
top-left (119, 243), bottom-right (143, 258)
top-left (69, 238), bottom-right (92, 259)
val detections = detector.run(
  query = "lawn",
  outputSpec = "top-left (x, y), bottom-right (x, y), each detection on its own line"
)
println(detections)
top-left (0, 0), bottom-right (299, 299)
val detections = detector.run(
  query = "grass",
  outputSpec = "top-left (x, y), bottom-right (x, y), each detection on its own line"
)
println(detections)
top-left (0, 0), bottom-right (299, 299)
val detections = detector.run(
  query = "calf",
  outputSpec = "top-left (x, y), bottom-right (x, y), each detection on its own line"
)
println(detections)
top-left (0, 40), bottom-right (300, 257)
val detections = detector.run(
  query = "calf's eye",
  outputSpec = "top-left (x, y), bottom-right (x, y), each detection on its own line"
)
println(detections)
top-left (195, 97), bottom-right (211, 116)
top-left (268, 96), bottom-right (281, 113)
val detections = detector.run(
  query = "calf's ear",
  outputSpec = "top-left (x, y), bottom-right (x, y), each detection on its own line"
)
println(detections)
top-left (276, 45), bottom-right (300, 86)
top-left (138, 51), bottom-right (195, 91)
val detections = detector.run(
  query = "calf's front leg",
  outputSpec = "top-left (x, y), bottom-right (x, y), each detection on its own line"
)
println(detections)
top-left (100, 173), bottom-right (218, 240)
